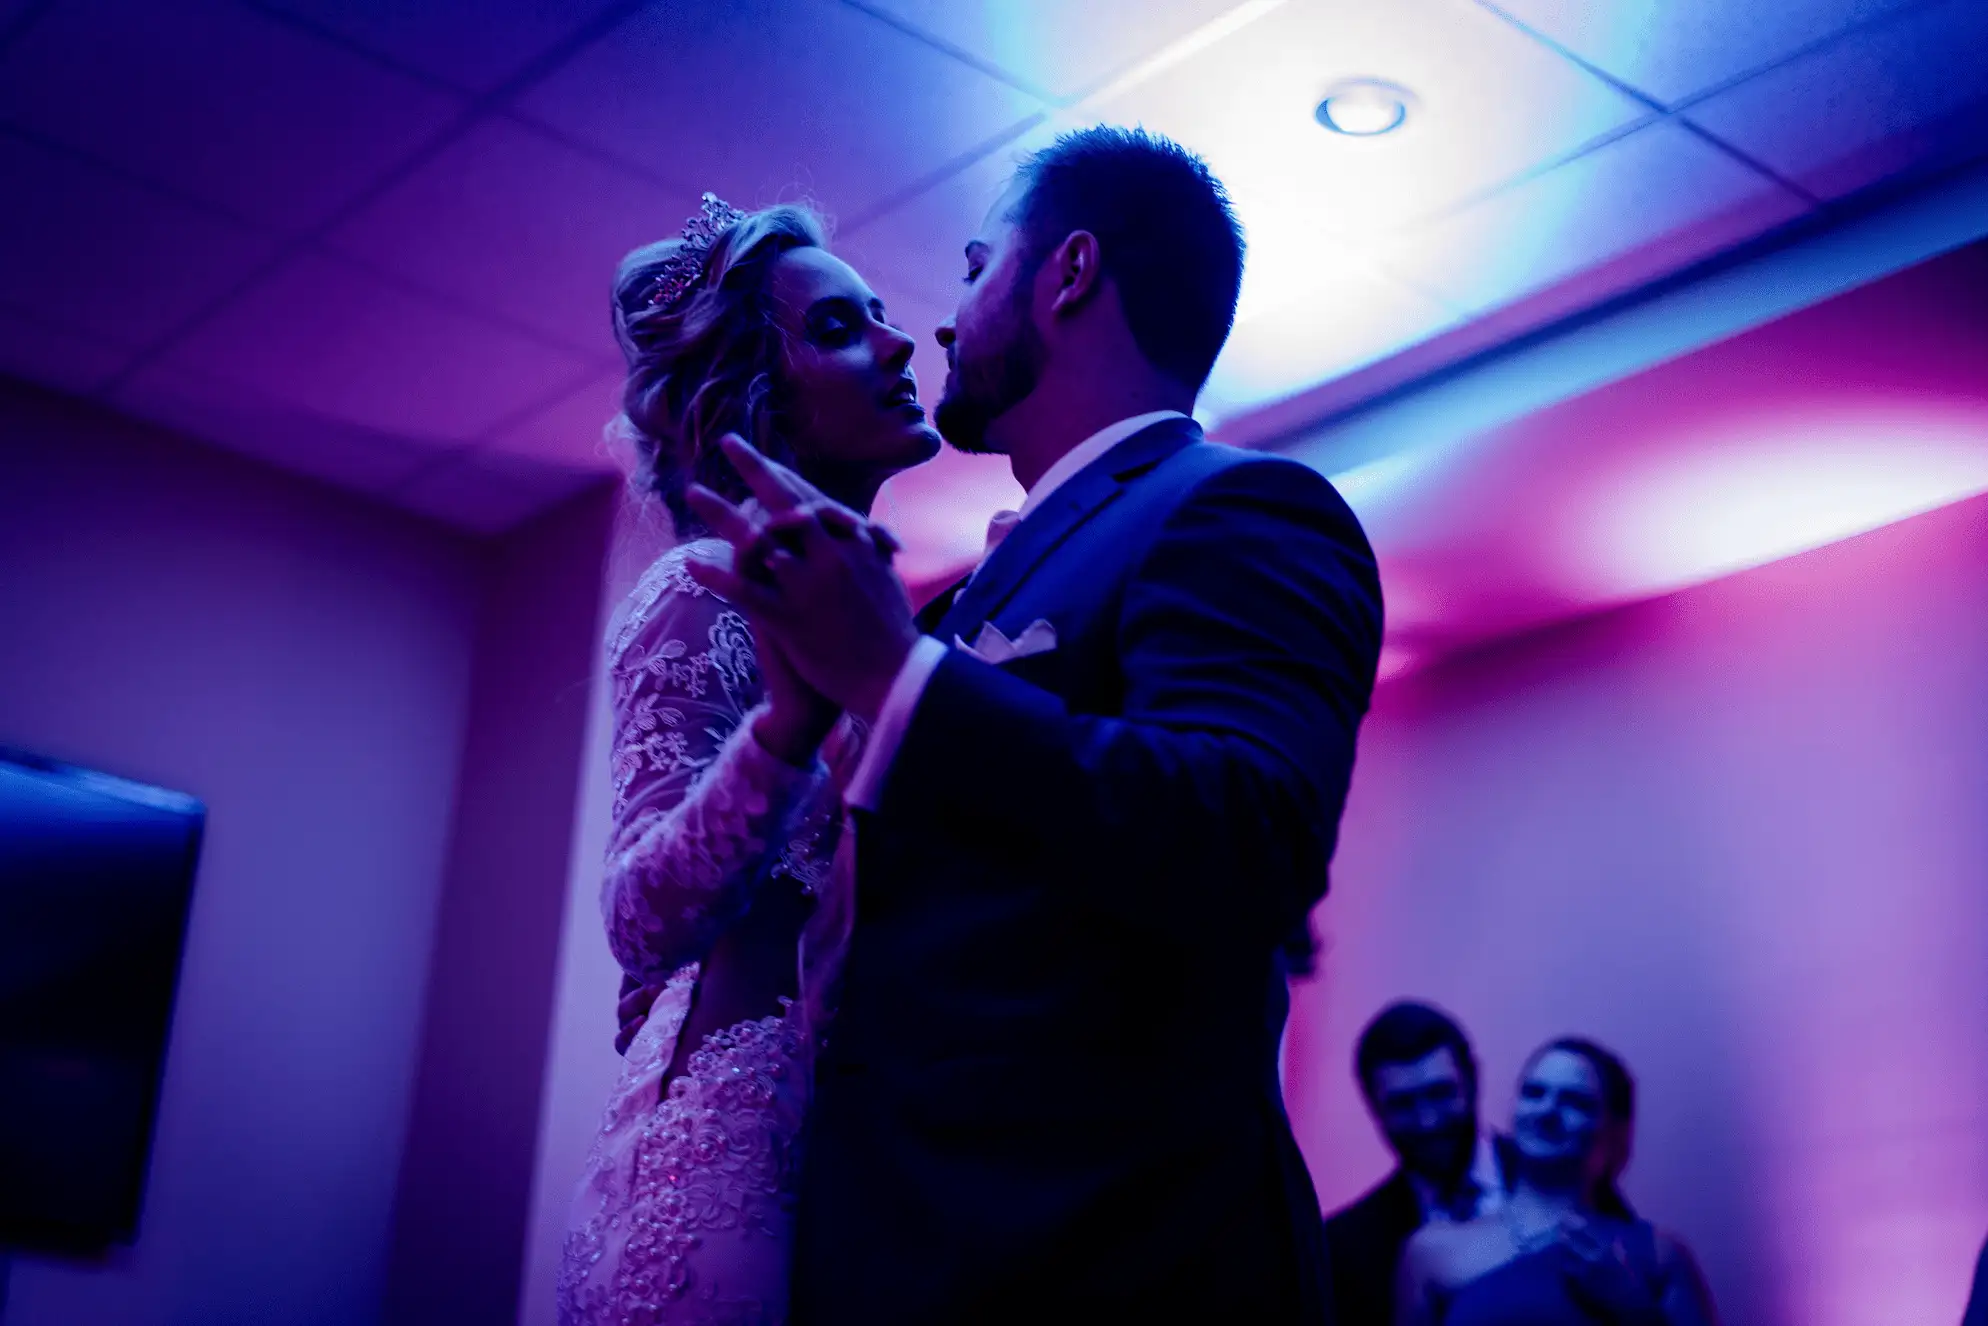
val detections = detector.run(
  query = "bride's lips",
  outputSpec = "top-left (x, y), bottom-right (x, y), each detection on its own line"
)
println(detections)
top-left (879, 375), bottom-right (924, 418)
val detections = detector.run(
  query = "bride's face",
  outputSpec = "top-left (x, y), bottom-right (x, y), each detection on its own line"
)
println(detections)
top-left (765, 247), bottom-right (942, 477)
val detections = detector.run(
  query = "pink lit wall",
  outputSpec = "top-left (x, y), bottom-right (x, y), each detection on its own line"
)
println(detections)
top-left (1289, 491), bottom-right (1988, 1325)
top-left (0, 382), bottom-right (615, 1325)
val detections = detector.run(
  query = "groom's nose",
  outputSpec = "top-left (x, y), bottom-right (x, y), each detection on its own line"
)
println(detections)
top-left (935, 319), bottom-right (956, 350)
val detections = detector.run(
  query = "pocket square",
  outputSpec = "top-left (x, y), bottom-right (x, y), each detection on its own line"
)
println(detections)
top-left (957, 618), bottom-right (1057, 664)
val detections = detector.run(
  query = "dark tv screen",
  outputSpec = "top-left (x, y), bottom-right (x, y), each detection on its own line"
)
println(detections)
top-left (0, 748), bottom-right (202, 1254)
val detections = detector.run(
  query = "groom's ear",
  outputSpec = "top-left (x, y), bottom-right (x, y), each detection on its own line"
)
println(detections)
top-left (1047, 230), bottom-right (1104, 315)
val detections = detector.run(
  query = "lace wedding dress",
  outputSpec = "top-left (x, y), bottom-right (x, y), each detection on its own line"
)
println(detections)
top-left (558, 540), bottom-right (857, 1326)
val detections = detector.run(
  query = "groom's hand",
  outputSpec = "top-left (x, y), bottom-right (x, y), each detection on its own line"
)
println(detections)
top-left (685, 436), bottom-right (918, 722)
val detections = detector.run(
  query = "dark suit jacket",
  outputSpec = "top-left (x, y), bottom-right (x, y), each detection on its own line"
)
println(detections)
top-left (791, 419), bottom-right (1384, 1324)
top-left (1322, 1171), bottom-right (1424, 1326)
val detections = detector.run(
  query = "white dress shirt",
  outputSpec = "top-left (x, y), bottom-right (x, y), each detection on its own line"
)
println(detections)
top-left (844, 410), bottom-right (1187, 810)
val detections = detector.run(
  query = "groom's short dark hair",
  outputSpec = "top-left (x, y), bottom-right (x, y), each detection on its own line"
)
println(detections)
top-left (1008, 125), bottom-right (1245, 391)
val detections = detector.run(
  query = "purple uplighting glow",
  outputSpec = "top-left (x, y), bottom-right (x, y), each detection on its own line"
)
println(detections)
top-left (1, 2), bottom-right (1984, 1323)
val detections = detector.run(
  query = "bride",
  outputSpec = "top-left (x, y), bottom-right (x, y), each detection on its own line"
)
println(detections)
top-left (557, 194), bottom-right (940, 1325)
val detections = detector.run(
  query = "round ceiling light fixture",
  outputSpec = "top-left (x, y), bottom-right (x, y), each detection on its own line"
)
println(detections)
top-left (1315, 78), bottom-right (1415, 136)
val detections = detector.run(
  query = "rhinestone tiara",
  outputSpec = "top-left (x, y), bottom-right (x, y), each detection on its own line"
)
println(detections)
top-left (643, 192), bottom-right (749, 311)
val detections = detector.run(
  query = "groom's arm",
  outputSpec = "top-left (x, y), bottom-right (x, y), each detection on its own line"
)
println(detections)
top-left (867, 457), bottom-right (1383, 954)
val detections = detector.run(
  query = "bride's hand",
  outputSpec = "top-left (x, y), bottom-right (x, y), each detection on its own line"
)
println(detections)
top-left (751, 631), bottom-right (840, 768)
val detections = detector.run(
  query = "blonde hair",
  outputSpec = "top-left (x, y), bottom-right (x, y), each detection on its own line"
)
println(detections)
top-left (610, 203), bottom-right (829, 534)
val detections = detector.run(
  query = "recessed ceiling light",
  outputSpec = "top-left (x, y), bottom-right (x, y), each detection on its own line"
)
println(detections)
top-left (1315, 78), bottom-right (1414, 136)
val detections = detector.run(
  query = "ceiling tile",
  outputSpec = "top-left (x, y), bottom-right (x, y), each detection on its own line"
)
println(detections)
top-left (838, 124), bottom-right (1058, 309)
top-left (486, 369), bottom-right (627, 470)
top-left (1077, 0), bottom-right (1647, 246)
top-left (855, 0), bottom-right (1260, 101)
top-left (1057, 0), bottom-right (1651, 391)
top-left (0, 306), bottom-right (135, 395)
top-left (111, 362), bottom-right (449, 492)
top-left (513, 0), bottom-right (1043, 219)
top-left (391, 445), bottom-right (607, 534)
top-left (157, 252), bottom-right (595, 443)
top-left (257, 0), bottom-right (626, 94)
top-left (0, 0), bottom-right (464, 233)
top-left (1200, 260), bottom-right (1459, 423)
top-left (328, 117), bottom-right (695, 360)
top-left (1684, 0), bottom-right (1988, 201)
top-left (1384, 120), bottom-right (1808, 320)
top-left (1487, 0), bottom-right (1919, 105)
top-left (0, 130), bottom-right (281, 347)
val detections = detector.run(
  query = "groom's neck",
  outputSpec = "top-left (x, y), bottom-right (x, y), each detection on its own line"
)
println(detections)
top-left (996, 351), bottom-right (1196, 496)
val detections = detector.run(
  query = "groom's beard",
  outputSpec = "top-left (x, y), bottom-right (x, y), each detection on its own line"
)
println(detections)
top-left (936, 289), bottom-right (1044, 455)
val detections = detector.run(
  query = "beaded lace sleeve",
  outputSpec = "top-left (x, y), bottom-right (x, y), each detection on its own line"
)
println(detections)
top-left (600, 544), bottom-right (820, 982)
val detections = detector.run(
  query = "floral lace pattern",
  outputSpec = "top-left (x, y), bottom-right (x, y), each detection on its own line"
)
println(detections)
top-left (559, 978), bottom-right (808, 1325)
top-left (562, 542), bottom-right (860, 1326)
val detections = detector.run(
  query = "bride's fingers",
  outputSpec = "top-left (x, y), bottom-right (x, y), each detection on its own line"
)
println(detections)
top-left (685, 548), bottom-right (785, 620)
top-left (685, 483), bottom-right (761, 547)
top-left (720, 434), bottom-right (815, 512)
top-left (760, 503), bottom-right (900, 562)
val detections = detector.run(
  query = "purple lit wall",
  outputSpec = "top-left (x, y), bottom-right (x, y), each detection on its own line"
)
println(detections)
top-left (0, 382), bottom-right (615, 1326)
top-left (1290, 487), bottom-right (1988, 1324)
top-left (0, 383), bottom-right (483, 1323)
top-left (381, 483), bottom-right (615, 1325)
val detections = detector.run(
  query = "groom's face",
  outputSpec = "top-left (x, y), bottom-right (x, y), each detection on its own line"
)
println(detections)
top-left (934, 181), bottom-right (1046, 455)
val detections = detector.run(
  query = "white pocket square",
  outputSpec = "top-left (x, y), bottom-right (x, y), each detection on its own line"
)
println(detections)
top-left (957, 618), bottom-right (1057, 664)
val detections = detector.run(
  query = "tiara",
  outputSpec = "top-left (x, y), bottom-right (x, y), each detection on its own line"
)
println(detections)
top-left (643, 192), bottom-right (749, 310)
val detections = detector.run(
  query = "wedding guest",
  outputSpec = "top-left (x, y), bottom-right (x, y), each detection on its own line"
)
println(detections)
top-left (1325, 1002), bottom-right (1507, 1325)
top-left (1396, 1038), bottom-right (1716, 1326)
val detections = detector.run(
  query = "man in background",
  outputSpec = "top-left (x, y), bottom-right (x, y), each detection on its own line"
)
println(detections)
top-left (1325, 1001), bottom-right (1506, 1325)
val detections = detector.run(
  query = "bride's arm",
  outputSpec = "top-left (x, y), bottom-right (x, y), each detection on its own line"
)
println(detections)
top-left (601, 569), bottom-right (823, 983)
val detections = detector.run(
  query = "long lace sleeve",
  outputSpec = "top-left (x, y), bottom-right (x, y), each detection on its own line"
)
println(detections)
top-left (601, 547), bottom-right (821, 982)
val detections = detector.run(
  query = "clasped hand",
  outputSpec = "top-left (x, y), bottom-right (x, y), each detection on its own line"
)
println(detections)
top-left (684, 435), bottom-right (920, 734)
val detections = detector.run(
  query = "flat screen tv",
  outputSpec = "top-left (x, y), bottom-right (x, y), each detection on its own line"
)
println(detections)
top-left (0, 748), bottom-right (202, 1254)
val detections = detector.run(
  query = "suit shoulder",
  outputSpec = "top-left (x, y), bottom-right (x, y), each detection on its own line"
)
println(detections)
top-left (1324, 1170), bottom-right (1415, 1237)
top-left (1167, 443), bottom-right (1358, 518)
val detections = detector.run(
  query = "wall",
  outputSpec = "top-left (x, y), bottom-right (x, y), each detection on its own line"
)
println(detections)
top-left (0, 383), bottom-right (482, 1324)
top-left (381, 483), bottom-right (615, 1325)
top-left (514, 498), bottom-right (670, 1326)
top-left (1288, 491), bottom-right (1988, 1325)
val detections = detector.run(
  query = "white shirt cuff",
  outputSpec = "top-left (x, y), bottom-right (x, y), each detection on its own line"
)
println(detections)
top-left (845, 635), bottom-right (949, 811)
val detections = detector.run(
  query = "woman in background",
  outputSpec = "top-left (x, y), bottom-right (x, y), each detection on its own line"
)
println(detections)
top-left (1397, 1038), bottom-right (1718, 1326)
top-left (557, 194), bottom-right (939, 1326)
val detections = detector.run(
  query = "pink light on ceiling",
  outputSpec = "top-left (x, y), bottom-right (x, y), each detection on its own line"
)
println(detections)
top-left (1334, 237), bottom-right (1988, 676)
top-left (1567, 405), bottom-right (1988, 600)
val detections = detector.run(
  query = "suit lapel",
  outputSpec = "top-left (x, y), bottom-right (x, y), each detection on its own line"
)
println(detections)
top-left (938, 418), bottom-right (1199, 643)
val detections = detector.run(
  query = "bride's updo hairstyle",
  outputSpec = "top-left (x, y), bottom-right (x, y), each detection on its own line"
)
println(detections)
top-left (611, 199), bottom-right (829, 534)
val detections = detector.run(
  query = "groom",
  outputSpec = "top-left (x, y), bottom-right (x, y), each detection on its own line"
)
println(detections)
top-left (691, 126), bottom-right (1382, 1323)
